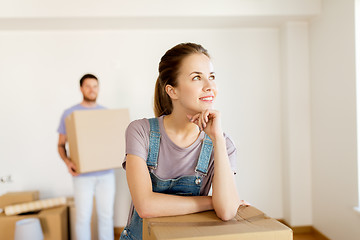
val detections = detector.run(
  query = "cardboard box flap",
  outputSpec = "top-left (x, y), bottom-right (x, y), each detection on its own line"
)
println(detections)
top-left (0, 191), bottom-right (39, 209)
top-left (235, 205), bottom-right (268, 221)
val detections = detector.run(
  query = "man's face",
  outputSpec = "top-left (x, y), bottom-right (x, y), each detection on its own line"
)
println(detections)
top-left (80, 78), bottom-right (99, 102)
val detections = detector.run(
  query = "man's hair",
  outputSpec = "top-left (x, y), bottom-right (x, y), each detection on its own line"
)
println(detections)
top-left (80, 74), bottom-right (98, 87)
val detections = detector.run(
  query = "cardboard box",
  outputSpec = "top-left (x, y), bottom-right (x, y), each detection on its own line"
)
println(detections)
top-left (68, 197), bottom-right (98, 240)
top-left (0, 206), bottom-right (68, 240)
top-left (65, 108), bottom-right (130, 173)
top-left (143, 206), bottom-right (293, 240)
top-left (0, 191), bottom-right (39, 209)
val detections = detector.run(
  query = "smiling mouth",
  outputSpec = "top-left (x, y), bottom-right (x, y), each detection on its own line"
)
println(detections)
top-left (199, 96), bottom-right (214, 101)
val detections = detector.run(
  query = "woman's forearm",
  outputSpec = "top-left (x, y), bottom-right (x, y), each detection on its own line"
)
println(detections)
top-left (211, 136), bottom-right (240, 221)
top-left (137, 193), bottom-right (213, 219)
top-left (127, 154), bottom-right (213, 219)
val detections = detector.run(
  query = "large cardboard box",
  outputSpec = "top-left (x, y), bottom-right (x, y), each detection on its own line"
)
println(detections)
top-left (143, 206), bottom-right (293, 240)
top-left (0, 205), bottom-right (68, 240)
top-left (0, 191), bottom-right (39, 209)
top-left (65, 108), bottom-right (130, 173)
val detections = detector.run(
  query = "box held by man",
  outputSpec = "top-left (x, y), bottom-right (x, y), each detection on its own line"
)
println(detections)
top-left (65, 108), bottom-right (130, 173)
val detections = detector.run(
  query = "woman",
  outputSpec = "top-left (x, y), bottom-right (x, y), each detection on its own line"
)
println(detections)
top-left (120, 43), bottom-right (244, 240)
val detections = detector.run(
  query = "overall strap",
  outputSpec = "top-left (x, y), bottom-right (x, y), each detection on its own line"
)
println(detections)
top-left (146, 118), bottom-right (161, 169)
top-left (195, 134), bottom-right (213, 175)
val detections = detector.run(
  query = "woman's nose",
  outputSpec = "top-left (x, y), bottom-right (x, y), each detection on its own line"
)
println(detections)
top-left (203, 78), bottom-right (216, 92)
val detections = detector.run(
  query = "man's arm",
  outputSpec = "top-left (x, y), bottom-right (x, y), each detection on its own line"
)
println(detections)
top-left (57, 133), bottom-right (79, 176)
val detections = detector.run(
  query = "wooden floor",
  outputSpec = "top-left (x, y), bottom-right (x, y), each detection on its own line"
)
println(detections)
top-left (294, 233), bottom-right (326, 240)
top-left (294, 233), bottom-right (321, 240)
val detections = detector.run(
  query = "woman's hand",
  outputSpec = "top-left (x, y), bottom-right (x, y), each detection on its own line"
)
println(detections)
top-left (187, 109), bottom-right (223, 141)
top-left (239, 200), bottom-right (251, 206)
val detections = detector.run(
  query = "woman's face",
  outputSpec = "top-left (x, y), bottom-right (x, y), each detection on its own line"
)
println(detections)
top-left (170, 53), bottom-right (217, 115)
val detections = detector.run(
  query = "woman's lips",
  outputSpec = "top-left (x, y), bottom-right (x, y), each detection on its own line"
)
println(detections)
top-left (199, 96), bottom-right (214, 102)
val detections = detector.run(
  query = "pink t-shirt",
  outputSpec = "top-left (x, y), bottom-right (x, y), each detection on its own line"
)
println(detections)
top-left (123, 115), bottom-right (237, 196)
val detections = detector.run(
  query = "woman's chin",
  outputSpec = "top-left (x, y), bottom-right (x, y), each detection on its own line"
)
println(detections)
top-left (186, 108), bottom-right (211, 116)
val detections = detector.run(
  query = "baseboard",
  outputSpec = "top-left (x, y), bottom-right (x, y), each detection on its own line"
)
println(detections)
top-left (277, 219), bottom-right (330, 240)
top-left (290, 225), bottom-right (313, 234)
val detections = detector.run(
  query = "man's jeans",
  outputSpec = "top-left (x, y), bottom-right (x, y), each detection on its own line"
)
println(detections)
top-left (73, 171), bottom-right (115, 240)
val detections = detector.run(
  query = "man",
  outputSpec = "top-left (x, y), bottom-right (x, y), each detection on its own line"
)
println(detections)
top-left (57, 74), bottom-right (115, 240)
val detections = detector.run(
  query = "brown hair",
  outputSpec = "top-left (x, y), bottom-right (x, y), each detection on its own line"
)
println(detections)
top-left (154, 43), bottom-right (210, 117)
top-left (80, 73), bottom-right (98, 87)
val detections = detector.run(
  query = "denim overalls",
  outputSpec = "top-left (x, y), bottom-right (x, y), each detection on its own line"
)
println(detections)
top-left (120, 118), bottom-right (213, 240)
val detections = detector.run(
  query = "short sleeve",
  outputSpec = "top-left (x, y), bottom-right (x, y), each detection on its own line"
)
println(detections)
top-left (122, 119), bottom-right (150, 169)
top-left (57, 112), bottom-right (67, 135)
top-left (224, 133), bottom-right (237, 174)
top-left (57, 104), bottom-right (106, 135)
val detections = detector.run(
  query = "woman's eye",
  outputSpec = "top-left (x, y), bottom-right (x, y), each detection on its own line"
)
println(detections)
top-left (193, 76), bottom-right (201, 81)
top-left (209, 75), bottom-right (215, 80)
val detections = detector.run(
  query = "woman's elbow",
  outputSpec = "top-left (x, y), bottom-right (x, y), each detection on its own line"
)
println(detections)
top-left (215, 204), bottom-right (239, 221)
top-left (137, 209), bottom-right (151, 219)
top-left (135, 204), bottom-right (153, 219)
top-left (216, 210), bottom-right (237, 221)
top-left (135, 200), bottom-right (157, 219)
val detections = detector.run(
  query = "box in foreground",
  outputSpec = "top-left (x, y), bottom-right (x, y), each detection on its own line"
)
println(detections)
top-left (65, 108), bottom-right (130, 173)
top-left (0, 206), bottom-right (68, 240)
top-left (143, 205), bottom-right (293, 240)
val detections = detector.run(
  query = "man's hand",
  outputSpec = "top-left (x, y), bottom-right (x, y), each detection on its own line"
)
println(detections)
top-left (64, 158), bottom-right (79, 176)
top-left (58, 133), bottom-right (79, 176)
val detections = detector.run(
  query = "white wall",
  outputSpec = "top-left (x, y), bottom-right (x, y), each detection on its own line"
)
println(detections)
top-left (0, 28), bottom-right (284, 226)
top-left (0, 0), bottom-right (321, 18)
top-left (0, 0), bottom-right (322, 229)
top-left (310, 0), bottom-right (360, 239)
top-left (281, 22), bottom-right (312, 227)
